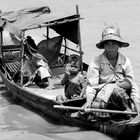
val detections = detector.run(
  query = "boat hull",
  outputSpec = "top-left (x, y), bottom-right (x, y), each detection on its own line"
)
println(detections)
top-left (0, 68), bottom-right (140, 140)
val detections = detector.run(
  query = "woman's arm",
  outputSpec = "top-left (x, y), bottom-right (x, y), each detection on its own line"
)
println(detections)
top-left (87, 57), bottom-right (100, 86)
top-left (124, 57), bottom-right (140, 113)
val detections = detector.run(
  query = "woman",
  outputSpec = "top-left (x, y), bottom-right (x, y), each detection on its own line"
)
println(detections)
top-left (84, 26), bottom-right (140, 113)
top-left (23, 36), bottom-right (54, 89)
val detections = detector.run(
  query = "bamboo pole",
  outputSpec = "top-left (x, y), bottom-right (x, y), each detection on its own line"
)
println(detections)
top-left (21, 17), bottom-right (83, 32)
top-left (46, 26), bottom-right (49, 40)
top-left (20, 31), bottom-right (25, 85)
top-left (0, 27), bottom-right (4, 64)
top-left (64, 37), bottom-right (67, 63)
top-left (76, 5), bottom-right (83, 73)
top-left (54, 105), bottom-right (138, 115)
top-left (46, 26), bottom-right (49, 50)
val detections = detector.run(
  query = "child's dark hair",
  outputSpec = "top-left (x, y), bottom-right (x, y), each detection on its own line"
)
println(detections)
top-left (68, 54), bottom-right (81, 70)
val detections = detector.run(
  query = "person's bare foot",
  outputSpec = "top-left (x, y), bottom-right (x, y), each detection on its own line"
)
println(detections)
top-left (71, 112), bottom-right (80, 118)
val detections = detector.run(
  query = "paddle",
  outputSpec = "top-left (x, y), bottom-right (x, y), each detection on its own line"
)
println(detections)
top-left (54, 105), bottom-right (138, 115)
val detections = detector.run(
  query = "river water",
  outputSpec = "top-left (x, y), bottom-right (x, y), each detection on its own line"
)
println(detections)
top-left (0, 0), bottom-right (140, 139)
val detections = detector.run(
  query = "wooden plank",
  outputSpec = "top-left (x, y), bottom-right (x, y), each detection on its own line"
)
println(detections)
top-left (2, 45), bottom-right (21, 52)
top-left (9, 63), bottom-right (17, 72)
top-left (5, 62), bottom-right (21, 73)
top-left (5, 63), bottom-right (13, 72)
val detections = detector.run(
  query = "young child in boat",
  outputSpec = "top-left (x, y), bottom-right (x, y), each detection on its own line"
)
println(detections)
top-left (85, 78), bottom-right (132, 111)
top-left (56, 55), bottom-right (86, 102)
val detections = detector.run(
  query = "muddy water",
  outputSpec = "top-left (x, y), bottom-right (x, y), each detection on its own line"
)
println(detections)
top-left (0, 0), bottom-right (140, 139)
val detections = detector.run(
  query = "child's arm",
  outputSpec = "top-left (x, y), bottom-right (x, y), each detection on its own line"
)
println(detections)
top-left (61, 73), bottom-right (69, 85)
top-left (61, 63), bottom-right (71, 85)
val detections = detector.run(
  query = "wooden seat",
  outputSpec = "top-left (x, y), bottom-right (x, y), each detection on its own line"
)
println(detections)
top-left (2, 44), bottom-right (21, 75)
top-left (5, 61), bottom-right (21, 74)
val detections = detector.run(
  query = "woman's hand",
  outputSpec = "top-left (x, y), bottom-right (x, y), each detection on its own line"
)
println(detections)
top-left (115, 79), bottom-right (124, 87)
top-left (83, 102), bottom-right (91, 109)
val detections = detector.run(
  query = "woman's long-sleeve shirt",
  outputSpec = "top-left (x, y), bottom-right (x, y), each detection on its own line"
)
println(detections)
top-left (86, 51), bottom-right (140, 104)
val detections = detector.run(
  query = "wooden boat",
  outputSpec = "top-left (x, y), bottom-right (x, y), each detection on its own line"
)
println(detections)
top-left (0, 6), bottom-right (140, 140)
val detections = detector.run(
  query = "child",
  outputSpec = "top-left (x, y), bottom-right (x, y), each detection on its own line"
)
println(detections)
top-left (56, 55), bottom-right (86, 102)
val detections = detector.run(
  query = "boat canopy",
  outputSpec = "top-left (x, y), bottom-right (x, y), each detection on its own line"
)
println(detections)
top-left (0, 6), bottom-right (82, 44)
top-left (0, 6), bottom-right (84, 85)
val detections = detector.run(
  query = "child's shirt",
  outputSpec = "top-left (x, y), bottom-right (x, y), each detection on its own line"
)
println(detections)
top-left (61, 72), bottom-right (85, 99)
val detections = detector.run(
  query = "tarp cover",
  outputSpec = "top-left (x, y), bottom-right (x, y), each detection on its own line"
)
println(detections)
top-left (0, 6), bottom-right (81, 44)
top-left (0, 6), bottom-right (50, 39)
top-left (37, 36), bottom-right (62, 63)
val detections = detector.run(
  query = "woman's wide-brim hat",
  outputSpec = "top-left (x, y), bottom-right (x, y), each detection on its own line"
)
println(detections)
top-left (96, 26), bottom-right (129, 49)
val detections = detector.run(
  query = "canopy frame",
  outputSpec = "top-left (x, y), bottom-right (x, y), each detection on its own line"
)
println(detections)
top-left (0, 5), bottom-right (84, 86)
